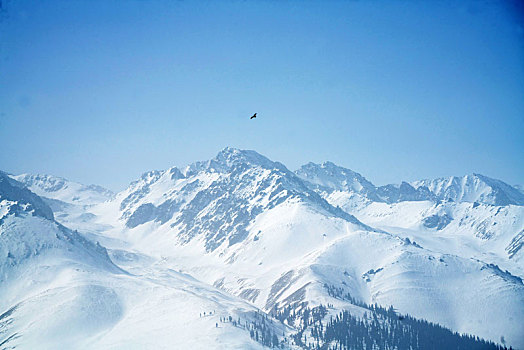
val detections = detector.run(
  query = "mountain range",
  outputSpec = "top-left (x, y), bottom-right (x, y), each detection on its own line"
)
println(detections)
top-left (1, 148), bottom-right (523, 349)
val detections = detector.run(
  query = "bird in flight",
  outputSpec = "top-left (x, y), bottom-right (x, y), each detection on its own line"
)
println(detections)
top-left (250, 113), bottom-right (257, 119)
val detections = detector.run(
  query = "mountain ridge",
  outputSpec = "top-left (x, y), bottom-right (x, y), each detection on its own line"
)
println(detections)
top-left (10, 148), bottom-right (522, 208)
top-left (295, 160), bottom-right (524, 206)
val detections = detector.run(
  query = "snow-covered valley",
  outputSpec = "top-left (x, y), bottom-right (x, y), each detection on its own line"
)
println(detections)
top-left (1, 148), bottom-right (523, 349)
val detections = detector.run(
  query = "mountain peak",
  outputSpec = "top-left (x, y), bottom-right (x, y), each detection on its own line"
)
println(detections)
top-left (184, 148), bottom-right (287, 176)
top-left (295, 161), bottom-right (376, 194)
top-left (215, 147), bottom-right (284, 168)
top-left (215, 147), bottom-right (269, 164)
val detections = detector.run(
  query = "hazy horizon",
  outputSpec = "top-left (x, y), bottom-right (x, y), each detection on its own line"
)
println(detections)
top-left (1, 0), bottom-right (523, 191)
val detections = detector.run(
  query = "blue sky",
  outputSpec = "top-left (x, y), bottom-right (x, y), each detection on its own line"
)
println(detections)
top-left (1, 0), bottom-right (523, 190)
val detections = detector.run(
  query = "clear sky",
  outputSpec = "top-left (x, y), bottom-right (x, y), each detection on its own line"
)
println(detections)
top-left (1, 0), bottom-right (523, 191)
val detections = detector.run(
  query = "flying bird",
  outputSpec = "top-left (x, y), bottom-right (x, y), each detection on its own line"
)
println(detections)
top-left (250, 113), bottom-right (257, 119)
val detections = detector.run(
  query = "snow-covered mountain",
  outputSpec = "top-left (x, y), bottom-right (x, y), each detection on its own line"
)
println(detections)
top-left (2, 149), bottom-right (523, 349)
top-left (295, 161), bottom-right (377, 196)
top-left (12, 173), bottom-right (114, 205)
top-left (295, 163), bottom-right (524, 265)
top-left (111, 147), bottom-right (368, 251)
top-left (291, 159), bottom-right (524, 347)
top-left (0, 171), bottom-right (120, 347)
top-left (412, 174), bottom-right (524, 206)
top-left (75, 148), bottom-right (524, 348)
top-left (8, 173), bottom-right (116, 234)
top-left (0, 171), bottom-right (289, 349)
top-left (296, 162), bottom-right (524, 206)
top-left (0, 172), bottom-right (119, 285)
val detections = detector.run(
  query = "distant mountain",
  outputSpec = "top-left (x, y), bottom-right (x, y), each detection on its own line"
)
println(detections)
top-left (12, 173), bottom-right (114, 205)
top-left (296, 162), bottom-right (524, 206)
top-left (295, 162), bottom-right (437, 204)
top-left (412, 174), bottom-right (524, 206)
top-left (295, 161), bottom-right (377, 195)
